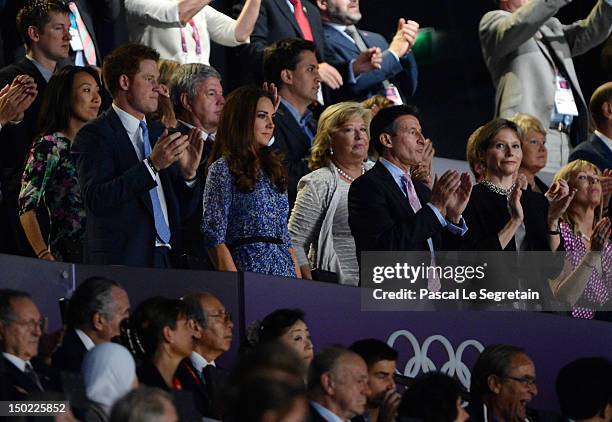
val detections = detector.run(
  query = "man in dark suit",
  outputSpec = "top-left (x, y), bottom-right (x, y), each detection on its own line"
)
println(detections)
top-left (569, 82), bottom-right (612, 172)
top-left (263, 38), bottom-right (320, 208)
top-left (307, 346), bottom-right (369, 422)
top-left (469, 344), bottom-right (538, 422)
top-left (316, 0), bottom-right (418, 103)
top-left (72, 44), bottom-right (204, 268)
top-left (348, 105), bottom-right (471, 264)
top-left (0, 289), bottom-right (61, 400)
top-left (52, 277), bottom-right (130, 373)
top-left (349, 339), bottom-right (401, 422)
top-left (170, 63), bottom-right (224, 268)
top-left (177, 292), bottom-right (233, 419)
top-left (0, 0), bottom-right (70, 256)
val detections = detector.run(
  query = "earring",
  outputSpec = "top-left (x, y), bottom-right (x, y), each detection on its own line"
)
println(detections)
top-left (330, 146), bottom-right (334, 156)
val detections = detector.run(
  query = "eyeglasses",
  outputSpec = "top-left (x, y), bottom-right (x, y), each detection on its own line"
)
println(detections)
top-left (8, 317), bottom-right (46, 332)
top-left (208, 311), bottom-right (232, 324)
top-left (502, 375), bottom-right (537, 388)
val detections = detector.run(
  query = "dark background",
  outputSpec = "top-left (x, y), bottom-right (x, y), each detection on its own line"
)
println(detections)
top-left (2, 0), bottom-right (610, 160)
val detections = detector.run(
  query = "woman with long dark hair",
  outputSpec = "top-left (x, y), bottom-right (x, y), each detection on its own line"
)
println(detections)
top-left (201, 85), bottom-right (299, 277)
top-left (18, 65), bottom-right (101, 262)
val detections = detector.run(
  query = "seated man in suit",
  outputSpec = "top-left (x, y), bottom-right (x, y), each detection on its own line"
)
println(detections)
top-left (72, 44), bottom-right (204, 268)
top-left (0, 289), bottom-right (61, 399)
top-left (349, 339), bottom-right (401, 422)
top-left (263, 38), bottom-right (320, 208)
top-left (52, 277), bottom-right (130, 373)
top-left (307, 346), bottom-right (369, 421)
top-left (348, 105), bottom-right (471, 266)
top-left (316, 0), bottom-right (418, 103)
top-left (170, 63), bottom-right (223, 268)
top-left (177, 292), bottom-right (233, 419)
top-left (569, 82), bottom-right (612, 171)
top-left (469, 344), bottom-right (538, 422)
top-left (0, 0), bottom-right (70, 256)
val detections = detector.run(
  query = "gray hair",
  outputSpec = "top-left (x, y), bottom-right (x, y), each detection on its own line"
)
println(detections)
top-left (169, 63), bottom-right (222, 114)
top-left (109, 387), bottom-right (174, 422)
top-left (66, 277), bottom-right (121, 330)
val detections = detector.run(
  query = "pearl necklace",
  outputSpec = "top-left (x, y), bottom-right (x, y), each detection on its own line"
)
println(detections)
top-left (480, 180), bottom-right (515, 197)
top-left (334, 163), bottom-right (365, 182)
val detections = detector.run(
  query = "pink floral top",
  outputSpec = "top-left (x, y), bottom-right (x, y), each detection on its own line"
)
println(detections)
top-left (560, 222), bottom-right (612, 319)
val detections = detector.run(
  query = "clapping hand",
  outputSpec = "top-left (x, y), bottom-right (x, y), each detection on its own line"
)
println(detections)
top-left (591, 217), bottom-right (611, 251)
top-left (509, 173), bottom-right (527, 223)
top-left (0, 75), bottom-right (38, 125)
top-left (546, 179), bottom-right (575, 224)
top-left (178, 127), bottom-right (204, 180)
top-left (353, 47), bottom-right (383, 75)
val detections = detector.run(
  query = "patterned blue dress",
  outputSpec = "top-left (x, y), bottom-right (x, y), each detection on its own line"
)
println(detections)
top-left (201, 157), bottom-right (296, 277)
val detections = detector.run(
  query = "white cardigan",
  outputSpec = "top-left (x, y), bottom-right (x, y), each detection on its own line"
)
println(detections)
top-left (125, 1), bottom-right (248, 64)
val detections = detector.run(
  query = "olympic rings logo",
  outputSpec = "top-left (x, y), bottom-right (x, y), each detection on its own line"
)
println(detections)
top-left (387, 329), bottom-right (484, 388)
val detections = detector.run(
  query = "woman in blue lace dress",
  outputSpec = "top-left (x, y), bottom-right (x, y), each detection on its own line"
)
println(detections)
top-left (201, 86), bottom-right (299, 277)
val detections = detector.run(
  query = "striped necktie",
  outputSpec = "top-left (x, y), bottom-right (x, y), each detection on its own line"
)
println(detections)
top-left (67, 1), bottom-right (96, 66)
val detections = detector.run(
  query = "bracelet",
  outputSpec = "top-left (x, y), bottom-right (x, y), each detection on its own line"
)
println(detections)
top-left (37, 250), bottom-right (51, 258)
top-left (145, 156), bottom-right (158, 175)
top-left (35, 248), bottom-right (46, 257)
top-left (184, 174), bottom-right (198, 182)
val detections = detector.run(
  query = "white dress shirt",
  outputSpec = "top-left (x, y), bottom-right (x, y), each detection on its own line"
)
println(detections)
top-left (75, 328), bottom-right (95, 351)
top-left (189, 351), bottom-right (215, 374)
top-left (2, 352), bottom-right (28, 372)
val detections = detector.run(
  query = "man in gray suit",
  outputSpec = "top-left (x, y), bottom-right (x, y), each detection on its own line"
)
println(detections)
top-left (479, 0), bottom-right (612, 177)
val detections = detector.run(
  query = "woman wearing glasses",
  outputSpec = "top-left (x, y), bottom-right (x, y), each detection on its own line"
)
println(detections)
top-left (512, 113), bottom-right (549, 194)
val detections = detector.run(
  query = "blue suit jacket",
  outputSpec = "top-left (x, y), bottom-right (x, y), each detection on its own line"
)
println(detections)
top-left (72, 108), bottom-right (199, 267)
top-left (323, 23), bottom-right (418, 102)
top-left (568, 133), bottom-right (612, 171)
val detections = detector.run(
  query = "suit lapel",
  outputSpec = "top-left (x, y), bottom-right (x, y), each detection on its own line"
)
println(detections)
top-left (2, 358), bottom-right (41, 394)
top-left (323, 24), bottom-right (360, 56)
top-left (593, 135), bottom-right (612, 164)
top-left (106, 109), bottom-right (154, 217)
top-left (276, 103), bottom-right (311, 149)
top-left (273, 0), bottom-right (302, 36)
top-left (372, 161), bottom-right (414, 215)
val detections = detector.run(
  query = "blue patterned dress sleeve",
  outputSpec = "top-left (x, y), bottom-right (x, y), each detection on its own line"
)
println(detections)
top-left (201, 158), bottom-right (232, 248)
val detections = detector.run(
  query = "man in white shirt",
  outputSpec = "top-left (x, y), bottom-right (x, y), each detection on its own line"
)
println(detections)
top-left (73, 44), bottom-right (204, 268)
top-left (569, 82), bottom-right (612, 172)
top-left (124, 0), bottom-right (261, 65)
top-left (0, 289), bottom-right (60, 398)
top-left (177, 292), bottom-right (233, 418)
top-left (307, 346), bottom-right (369, 422)
top-left (51, 277), bottom-right (130, 373)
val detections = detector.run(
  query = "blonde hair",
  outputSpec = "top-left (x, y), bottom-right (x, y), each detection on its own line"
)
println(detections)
top-left (309, 102), bottom-right (371, 171)
top-left (466, 125), bottom-right (485, 181)
top-left (510, 113), bottom-right (546, 141)
top-left (552, 160), bottom-right (603, 234)
top-left (149, 59), bottom-right (180, 127)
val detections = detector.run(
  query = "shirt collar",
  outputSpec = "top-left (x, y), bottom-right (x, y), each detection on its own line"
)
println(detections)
top-left (75, 328), bottom-right (95, 351)
top-left (189, 351), bottom-right (215, 373)
top-left (327, 22), bottom-right (348, 32)
top-left (379, 157), bottom-right (409, 180)
top-left (310, 401), bottom-right (345, 422)
top-left (25, 55), bottom-right (53, 82)
top-left (2, 352), bottom-right (28, 372)
top-left (112, 103), bottom-right (145, 137)
top-left (280, 98), bottom-right (313, 128)
top-left (594, 130), bottom-right (612, 152)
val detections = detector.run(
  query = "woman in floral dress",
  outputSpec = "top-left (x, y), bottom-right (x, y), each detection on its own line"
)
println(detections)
top-left (201, 85), bottom-right (299, 277)
top-left (19, 66), bottom-right (101, 262)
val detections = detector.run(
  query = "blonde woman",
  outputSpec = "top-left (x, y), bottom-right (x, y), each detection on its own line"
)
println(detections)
top-left (511, 113), bottom-right (548, 193)
top-left (289, 102), bottom-right (372, 285)
top-left (550, 160), bottom-right (612, 319)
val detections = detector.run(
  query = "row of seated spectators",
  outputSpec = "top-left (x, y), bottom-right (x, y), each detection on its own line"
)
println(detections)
top-left (1, 280), bottom-right (611, 421)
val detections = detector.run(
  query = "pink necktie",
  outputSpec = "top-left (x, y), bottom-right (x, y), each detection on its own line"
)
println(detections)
top-left (401, 174), bottom-right (441, 292)
top-left (67, 2), bottom-right (96, 66)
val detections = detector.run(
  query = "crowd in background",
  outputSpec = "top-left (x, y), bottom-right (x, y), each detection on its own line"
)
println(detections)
top-left (1, 283), bottom-right (611, 422)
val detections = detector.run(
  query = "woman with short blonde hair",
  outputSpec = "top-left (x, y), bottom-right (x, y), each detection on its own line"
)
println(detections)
top-left (511, 113), bottom-right (548, 193)
top-left (290, 102), bottom-right (372, 285)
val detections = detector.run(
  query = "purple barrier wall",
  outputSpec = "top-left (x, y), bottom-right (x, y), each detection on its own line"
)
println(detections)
top-left (0, 254), bottom-right (74, 330)
top-left (243, 272), bottom-right (612, 412)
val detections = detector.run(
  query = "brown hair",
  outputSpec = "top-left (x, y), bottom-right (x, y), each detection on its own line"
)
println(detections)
top-left (208, 86), bottom-right (287, 193)
top-left (471, 118), bottom-right (520, 177)
top-left (102, 44), bottom-right (160, 97)
top-left (16, 0), bottom-right (70, 48)
top-left (148, 59), bottom-right (179, 127)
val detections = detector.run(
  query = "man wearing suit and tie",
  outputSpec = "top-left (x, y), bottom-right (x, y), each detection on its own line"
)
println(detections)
top-left (0, 289), bottom-right (61, 400)
top-left (177, 292), bottom-right (233, 419)
top-left (348, 105), bottom-right (471, 263)
top-left (316, 0), bottom-right (419, 103)
top-left (570, 82), bottom-right (612, 172)
top-left (264, 38), bottom-right (321, 208)
top-left (72, 44), bottom-right (204, 268)
top-left (479, 0), bottom-right (612, 177)
top-left (170, 63), bottom-right (224, 268)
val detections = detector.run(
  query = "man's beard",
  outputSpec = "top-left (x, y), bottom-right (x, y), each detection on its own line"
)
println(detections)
top-left (327, 5), bottom-right (361, 25)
